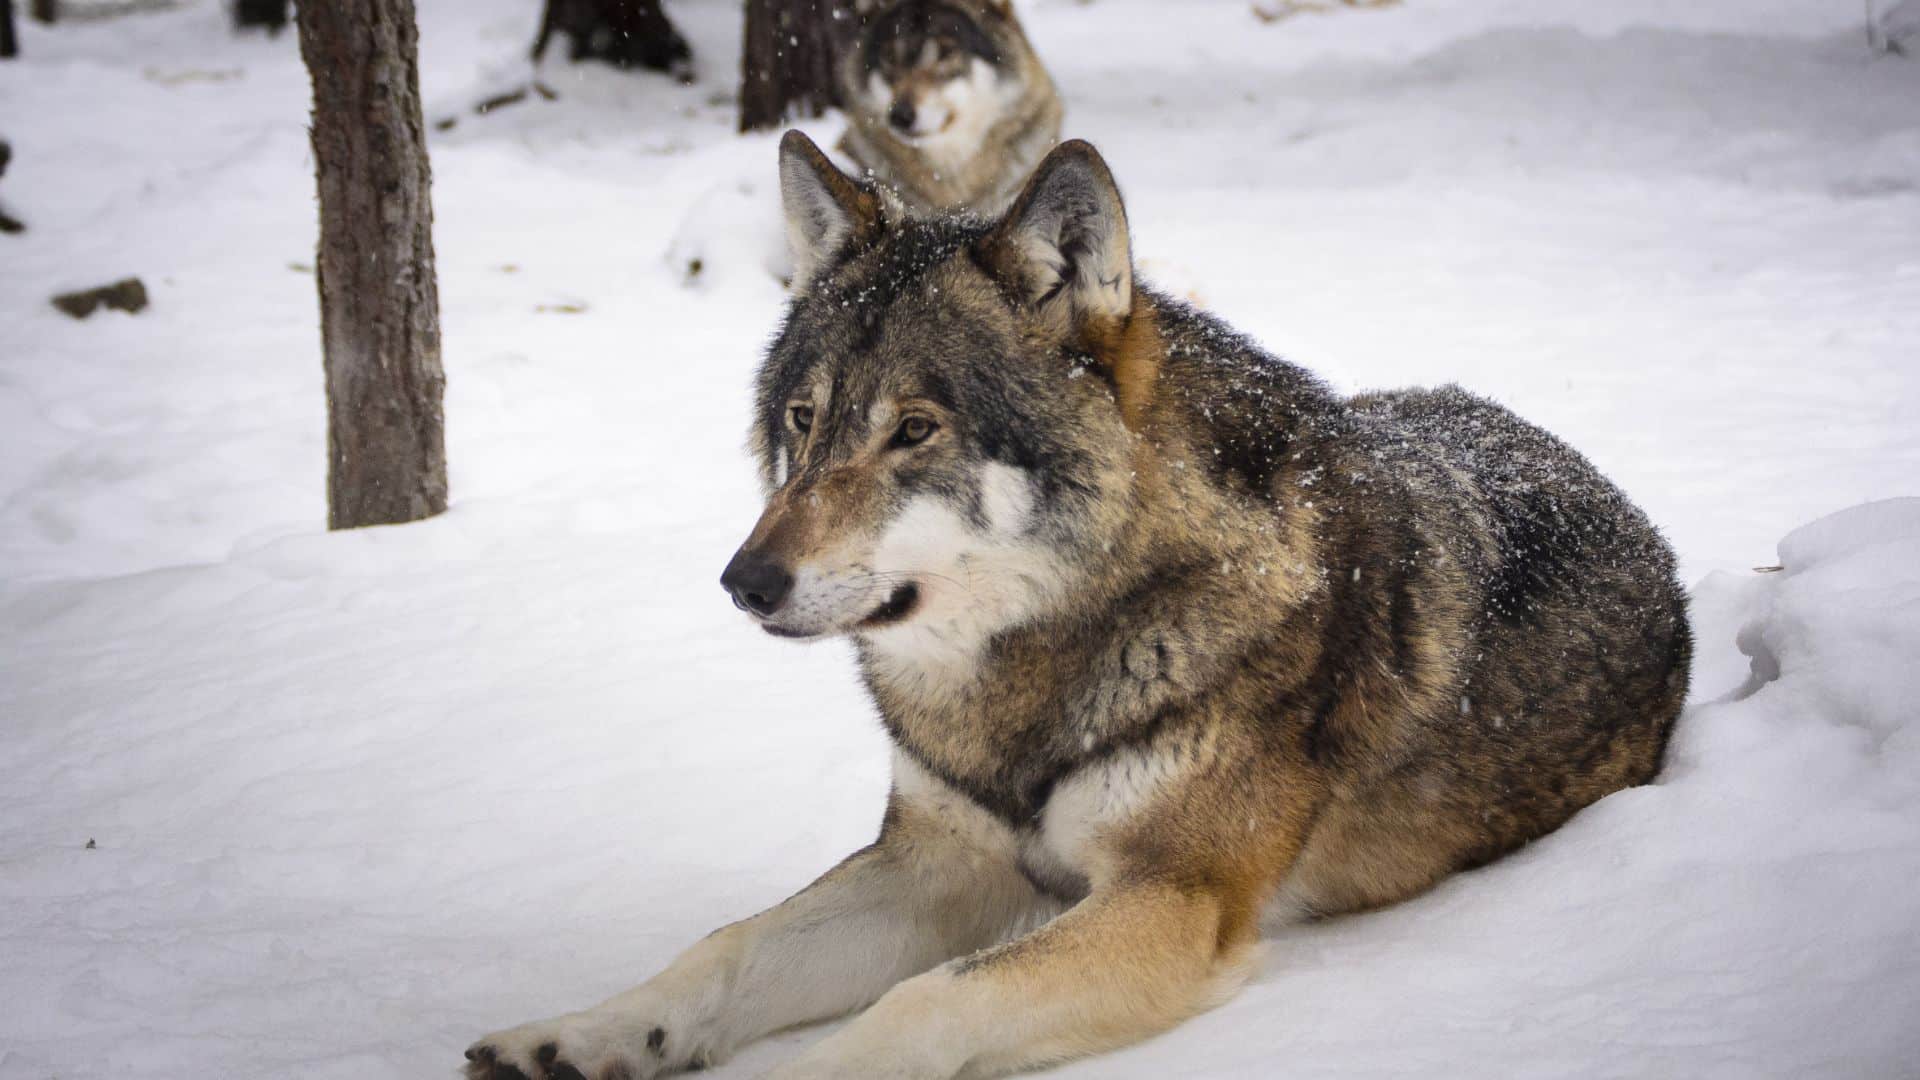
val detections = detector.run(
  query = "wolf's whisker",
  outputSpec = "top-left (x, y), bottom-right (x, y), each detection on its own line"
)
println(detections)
top-left (854, 570), bottom-right (969, 591)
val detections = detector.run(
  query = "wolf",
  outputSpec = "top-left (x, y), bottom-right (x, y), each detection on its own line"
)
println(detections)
top-left (465, 132), bottom-right (1692, 1080)
top-left (835, 0), bottom-right (1063, 215)
top-left (532, 0), bottom-right (692, 78)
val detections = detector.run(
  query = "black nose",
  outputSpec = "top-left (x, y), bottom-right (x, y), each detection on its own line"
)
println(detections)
top-left (888, 98), bottom-right (916, 132)
top-left (720, 549), bottom-right (794, 617)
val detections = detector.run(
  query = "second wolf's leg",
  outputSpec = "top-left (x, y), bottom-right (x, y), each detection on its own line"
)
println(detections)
top-left (466, 765), bottom-right (1042, 1080)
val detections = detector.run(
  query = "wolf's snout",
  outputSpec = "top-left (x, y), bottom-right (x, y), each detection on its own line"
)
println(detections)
top-left (721, 548), bottom-right (794, 617)
top-left (888, 98), bottom-right (917, 133)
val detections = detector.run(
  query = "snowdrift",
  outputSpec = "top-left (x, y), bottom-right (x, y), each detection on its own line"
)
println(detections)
top-left (3, 501), bottom-right (1915, 1079)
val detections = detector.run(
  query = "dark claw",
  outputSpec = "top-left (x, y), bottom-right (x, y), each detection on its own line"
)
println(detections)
top-left (538, 1041), bottom-right (591, 1080)
top-left (463, 1051), bottom-right (530, 1080)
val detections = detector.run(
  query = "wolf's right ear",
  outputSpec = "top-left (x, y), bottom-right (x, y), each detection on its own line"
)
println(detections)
top-left (979, 140), bottom-right (1134, 336)
top-left (779, 130), bottom-right (885, 291)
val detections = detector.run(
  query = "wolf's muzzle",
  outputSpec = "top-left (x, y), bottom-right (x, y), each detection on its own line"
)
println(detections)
top-left (888, 98), bottom-right (917, 132)
top-left (720, 548), bottom-right (794, 617)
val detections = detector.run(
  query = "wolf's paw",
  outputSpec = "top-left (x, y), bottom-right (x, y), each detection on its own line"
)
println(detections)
top-left (465, 1011), bottom-right (704, 1080)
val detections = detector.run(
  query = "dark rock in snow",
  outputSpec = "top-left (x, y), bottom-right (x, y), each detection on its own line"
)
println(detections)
top-left (52, 278), bottom-right (149, 318)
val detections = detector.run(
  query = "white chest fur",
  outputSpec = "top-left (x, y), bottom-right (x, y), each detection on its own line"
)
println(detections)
top-left (891, 739), bottom-right (1192, 899)
top-left (894, 740), bottom-right (1316, 928)
top-left (1020, 743), bottom-right (1198, 898)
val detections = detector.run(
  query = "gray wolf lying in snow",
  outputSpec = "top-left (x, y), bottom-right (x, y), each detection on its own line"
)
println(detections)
top-left (466, 131), bottom-right (1691, 1080)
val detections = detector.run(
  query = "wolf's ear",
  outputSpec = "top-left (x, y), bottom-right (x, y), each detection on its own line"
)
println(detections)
top-left (979, 140), bottom-right (1133, 330)
top-left (779, 130), bottom-right (885, 290)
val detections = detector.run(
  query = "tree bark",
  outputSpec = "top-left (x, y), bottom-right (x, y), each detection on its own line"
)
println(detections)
top-left (296, 0), bottom-right (448, 530)
top-left (740, 0), bottom-right (857, 133)
top-left (28, 0), bottom-right (50, 26)
top-left (2, 0), bottom-right (18, 59)
top-left (532, 0), bottom-right (691, 75)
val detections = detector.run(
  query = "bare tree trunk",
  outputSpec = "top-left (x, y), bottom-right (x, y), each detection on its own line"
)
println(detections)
top-left (532, 0), bottom-right (690, 75)
top-left (740, 0), bottom-right (856, 133)
top-left (296, 0), bottom-right (447, 530)
top-left (29, 0), bottom-right (51, 26)
top-left (2, 0), bottom-right (18, 59)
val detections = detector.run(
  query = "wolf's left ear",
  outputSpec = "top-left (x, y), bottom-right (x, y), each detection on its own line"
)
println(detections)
top-left (779, 129), bottom-right (887, 290)
top-left (979, 140), bottom-right (1133, 330)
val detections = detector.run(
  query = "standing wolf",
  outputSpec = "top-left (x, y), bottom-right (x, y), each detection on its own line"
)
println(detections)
top-left (466, 133), bottom-right (1691, 1080)
top-left (836, 0), bottom-right (1062, 215)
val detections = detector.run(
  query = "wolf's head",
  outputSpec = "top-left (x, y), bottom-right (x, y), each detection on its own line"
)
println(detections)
top-left (721, 131), bottom-right (1154, 671)
top-left (846, 0), bottom-right (1026, 142)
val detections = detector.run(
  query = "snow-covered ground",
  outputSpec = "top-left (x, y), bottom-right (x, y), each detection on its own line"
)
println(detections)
top-left (2, 1), bottom-right (1917, 1077)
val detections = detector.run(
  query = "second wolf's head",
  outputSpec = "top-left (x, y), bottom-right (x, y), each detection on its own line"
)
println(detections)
top-left (842, 0), bottom-right (1032, 143)
top-left (720, 131), bottom-right (1154, 672)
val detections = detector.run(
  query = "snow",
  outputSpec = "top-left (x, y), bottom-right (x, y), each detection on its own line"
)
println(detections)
top-left (1, 1), bottom-right (1917, 1077)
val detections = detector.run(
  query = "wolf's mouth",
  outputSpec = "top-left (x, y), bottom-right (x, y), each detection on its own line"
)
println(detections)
top-left (758, 583), bottom-right (920, 639)
top-left (859, 583), bottom-right (921, 629)
top-left (896, 114), bottom-right (956, 143)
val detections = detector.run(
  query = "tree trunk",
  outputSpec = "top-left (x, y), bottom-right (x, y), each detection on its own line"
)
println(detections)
top-left (29, 0), bottom-right (51, 26)
top-left (2, 0), bottom-right (18, 59)
top-left (295, 0), bottom-right (448, 530)
top-left (234, 0), bottom-right (290, 33)
top-left (740, 0), bottom-right (857, 133)
top-left (532, 0), bottom-right (691, 76)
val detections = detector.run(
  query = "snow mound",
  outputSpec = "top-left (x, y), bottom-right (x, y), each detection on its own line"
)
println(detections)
top-left (666, 179), bottom-right (793, 290)
top-left (3, 500), bottom-right (1916, 1080)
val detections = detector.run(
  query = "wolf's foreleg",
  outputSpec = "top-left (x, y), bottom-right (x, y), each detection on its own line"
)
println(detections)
top-left (766, 878), bottom-right (1261, 1080)
top-left (466, 788), bottom-right (1041, 1080)
top-left (767, 735), bottom-right (1320, 1080)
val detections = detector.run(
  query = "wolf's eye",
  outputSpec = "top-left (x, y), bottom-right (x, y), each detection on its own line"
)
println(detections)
top-left (790, 404), bottom-right (814, 434)
top-left (893, 416), bottom-right (937, 447)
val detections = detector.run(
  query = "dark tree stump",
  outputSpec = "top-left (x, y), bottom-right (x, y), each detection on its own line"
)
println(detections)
top-left (29, 0), bottom-right (51, 24)
top-left (295, 0), bottom-right (448, 530)
top-left (233, 0), bottom-right (289, 33)
top-left (532, 0), bottom-right (691, 76)
top-left (739, 0), bottom-right (857, 133)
